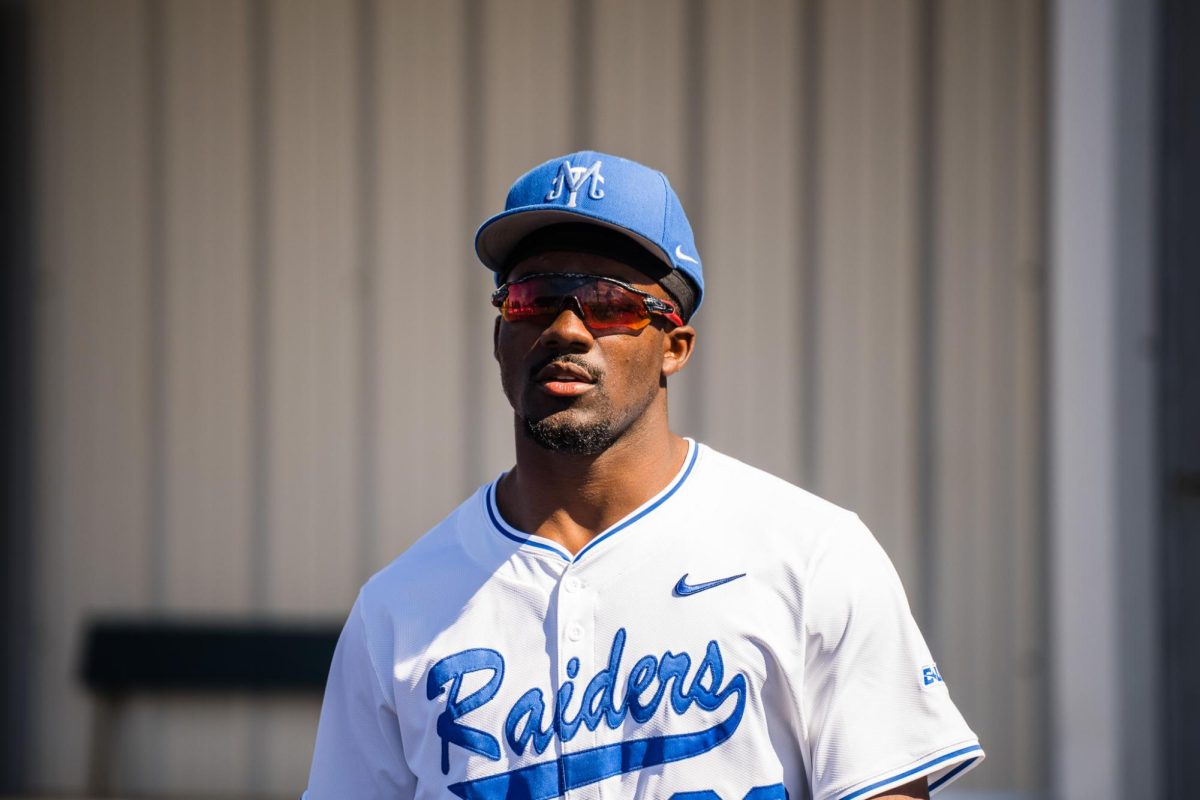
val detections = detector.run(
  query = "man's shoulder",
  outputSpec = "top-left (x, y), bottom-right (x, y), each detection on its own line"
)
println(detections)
top-left (692, 442), bottom-right (853, 526)
top-left (685, 443), bottom-right (886, 590)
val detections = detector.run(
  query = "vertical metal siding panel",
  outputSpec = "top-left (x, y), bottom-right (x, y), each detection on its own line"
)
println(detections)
top-left (932, 0), bottom-right (1044, 790)
top-left (913, 0), bottom-right (940, 634)
top-left (473, 0), bottom-right (575, 480)
top-left (157, 0), bottom-right (255, 656)
top-left (258, 694), bottom-right (324, 796)
top-left (812, 0), bottom-right (922, 586)
top-left (245, 2), bottom-right (275, 786)
top-left (589, 0), bottom-right (689, 213)
top-left (589, 0), bottom-right (698, 431)
top-left (373, 0), bottom-right (470, 566)
top-left (798, 0), bottom-right (822, 489)
top-left (1010, 0), bottom-right (1047, 788)
top-left (679, 0), bottom-right (708, 434)
top-left (30, 0), bottom-right (154, 790)
top-left (933, 0), bottom-right (989, 783)
top-left (459, 0), bottom-right (485, 496)
top-left (263, 0), bottom-right (361, 612)
top-left (355, 0), bottom-right (381, 589)
top-left (152, 0), bottom-right (256, 793)
top-left (695, 0), bottom-right (805, 483)
top-left (978, 3), bottom-right (1017, 778)
top-left (262, 0), bottom-right (361, 791)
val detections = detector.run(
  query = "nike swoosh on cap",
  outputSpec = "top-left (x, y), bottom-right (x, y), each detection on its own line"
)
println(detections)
top-left (673, 572), bottom-right (746, 597)
top-left (674, 244), bottom-right (700, 264)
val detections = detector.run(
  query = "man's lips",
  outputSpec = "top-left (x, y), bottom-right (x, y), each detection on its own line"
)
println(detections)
top-left (533, 361), bottom-right (597, 397)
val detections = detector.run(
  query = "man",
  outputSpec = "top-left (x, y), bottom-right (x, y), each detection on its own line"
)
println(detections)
top-left (305, 152), bottom-right (983, 800)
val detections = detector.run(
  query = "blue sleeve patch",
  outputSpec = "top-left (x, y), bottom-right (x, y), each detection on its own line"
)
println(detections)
top-left (920, 664), bottom-right (945, 689)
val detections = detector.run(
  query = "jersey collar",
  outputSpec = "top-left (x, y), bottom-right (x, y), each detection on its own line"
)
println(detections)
top-left (482, 438), bottom-right (701, 564)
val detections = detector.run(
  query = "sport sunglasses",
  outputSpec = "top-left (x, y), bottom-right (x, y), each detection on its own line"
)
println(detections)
top-left (491, 272), bottom-right (683, 331)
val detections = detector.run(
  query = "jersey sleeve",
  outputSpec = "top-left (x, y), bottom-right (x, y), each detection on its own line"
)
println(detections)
top-left (304, 592), bottom-right (417, 800)
top-left (800, 514), bottom-right (983, 800)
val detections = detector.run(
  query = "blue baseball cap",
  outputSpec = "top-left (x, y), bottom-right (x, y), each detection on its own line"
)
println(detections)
top-left (475, 151), bottom-right (705, 317)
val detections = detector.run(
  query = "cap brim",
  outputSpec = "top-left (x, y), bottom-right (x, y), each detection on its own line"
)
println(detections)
top-left (474, 206), bottom-right (673, 274)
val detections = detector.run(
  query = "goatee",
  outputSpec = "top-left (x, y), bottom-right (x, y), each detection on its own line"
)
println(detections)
top-left (521, 414), bottom-right (617, 455)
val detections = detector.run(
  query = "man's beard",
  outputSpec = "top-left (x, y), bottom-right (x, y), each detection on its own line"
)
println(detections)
top-left (517, 353), bottom-right (619, 455)
top-left (513, 352), bottom-right (657, 456)
top-left (521, 411), bottom-right (617, 455)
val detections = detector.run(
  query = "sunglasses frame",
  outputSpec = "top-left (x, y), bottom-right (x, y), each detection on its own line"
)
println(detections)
top-left (491, 272), bottom-right (683, 330)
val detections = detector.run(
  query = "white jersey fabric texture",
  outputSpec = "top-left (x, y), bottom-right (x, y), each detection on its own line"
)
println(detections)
top-left (305, 440), bottom-right (983, 800)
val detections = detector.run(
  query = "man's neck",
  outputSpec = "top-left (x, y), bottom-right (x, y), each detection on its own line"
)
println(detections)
top-left (497, 421), bottom-right (689, 556)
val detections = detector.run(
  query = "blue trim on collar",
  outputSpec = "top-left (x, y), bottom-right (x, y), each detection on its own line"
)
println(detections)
top-left (483, 439), bottom-right (699, 563)
top-left (574, 440), bottom-right (699, 562)
top-left (485, 482), bottom-right (572, 562)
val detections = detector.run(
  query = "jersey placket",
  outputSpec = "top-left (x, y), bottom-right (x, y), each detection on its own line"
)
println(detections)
top-left (554, 560), bottom-right (596, 799)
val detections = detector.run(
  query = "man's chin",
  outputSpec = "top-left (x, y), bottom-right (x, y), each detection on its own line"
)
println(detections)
top-left (521, 413), bottom-right (616, 456)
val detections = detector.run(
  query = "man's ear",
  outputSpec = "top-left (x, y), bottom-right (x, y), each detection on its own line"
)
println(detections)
top-left (661, 325), bottom-right (696, 378)
top-left (493, 316), bottom-right (501, 361)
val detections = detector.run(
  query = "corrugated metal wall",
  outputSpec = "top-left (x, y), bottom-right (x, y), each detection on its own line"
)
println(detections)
top-left (29, 0), bottom-right (1045, 795)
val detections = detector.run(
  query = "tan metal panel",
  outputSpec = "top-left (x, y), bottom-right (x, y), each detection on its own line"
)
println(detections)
top-left (373, 0), bottom-right (471, 569)
top-left (261, 0), bottom-right (361, 791)
top-left (589, 0), bottom-right (688, 184)
top-left (474, 0), bottom-right (576, 480)
top-left (24, 0), bottom-right (1048, 794)
top-left (152, 0), bottom-right (256, 793)
top-left (589, 0), bottom-right (702, 434)
top-left (1009, 0), bottom-right (1047, 787)
top-left (932, 0), bottom-right (997, 774)
top-left (931, 0), bottom-right (1044, 790)
top-left (260, 696), bottom-right (327, 792)
top-left (264, 0), bottom-right (361, 613)
top-left (31, 0), bottom-right (154, 789)
top-left (812, 0), bottom-right (922, 585)
top-left (159, 0), bottom-right (254, 613)
top-left (694, 0), bottom-right (806, 483)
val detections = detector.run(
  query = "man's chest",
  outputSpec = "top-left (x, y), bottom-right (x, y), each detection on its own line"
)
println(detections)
top-left (390, 556), bottom-right (808, 800)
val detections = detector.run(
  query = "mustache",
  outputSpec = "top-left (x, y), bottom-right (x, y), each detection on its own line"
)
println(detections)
top-left (528, 353), bottom-right (603, 383)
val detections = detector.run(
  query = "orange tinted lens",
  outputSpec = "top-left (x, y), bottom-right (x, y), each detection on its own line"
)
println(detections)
top-left (501, 285), bottom-right (563, 321)
top-left (503, 276), bottom-right (649, 330)
top-left (577, 280), bottom-right (650, 329)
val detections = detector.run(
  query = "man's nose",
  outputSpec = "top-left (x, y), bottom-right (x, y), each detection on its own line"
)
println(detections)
top-left (537, 301), bottom-right (594, 351)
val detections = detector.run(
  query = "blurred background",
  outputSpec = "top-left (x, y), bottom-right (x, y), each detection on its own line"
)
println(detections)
top-left (0, 0), bottom-right (1194, 798)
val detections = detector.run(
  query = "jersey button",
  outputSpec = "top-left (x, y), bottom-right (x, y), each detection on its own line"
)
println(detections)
top-left (564, 576), bottom-right (583, 593)
top-left (566, 623), bottom-right (585, 642)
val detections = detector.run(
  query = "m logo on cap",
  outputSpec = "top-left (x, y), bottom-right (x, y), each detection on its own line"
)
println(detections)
top-left (545, 160), bottom-right (605, 208)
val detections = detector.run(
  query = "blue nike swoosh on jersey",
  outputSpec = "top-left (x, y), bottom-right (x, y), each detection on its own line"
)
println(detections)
top-left (673, 572), bottom-right (747, 597)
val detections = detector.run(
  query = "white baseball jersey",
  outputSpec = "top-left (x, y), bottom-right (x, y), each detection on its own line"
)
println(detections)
top-left (305, 440), bottom-right (983, 800)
